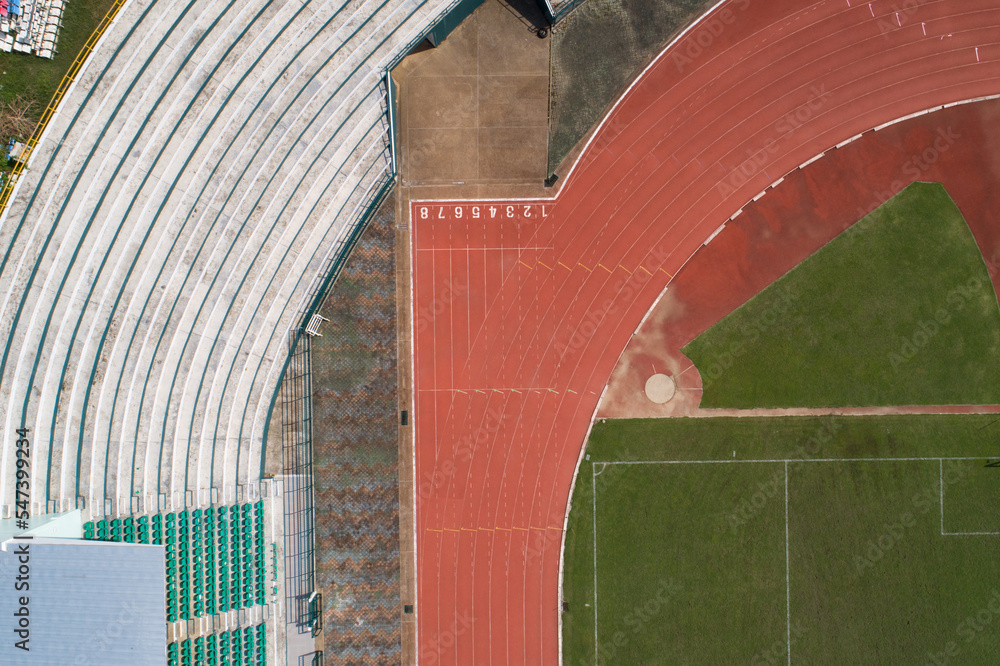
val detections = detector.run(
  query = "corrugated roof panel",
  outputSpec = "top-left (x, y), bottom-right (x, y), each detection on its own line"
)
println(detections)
top-left (0, 538), bottom-right (165, 664)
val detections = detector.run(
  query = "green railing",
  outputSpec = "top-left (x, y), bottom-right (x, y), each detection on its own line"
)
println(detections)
top-left (540, 0), bottom-right (587, 25)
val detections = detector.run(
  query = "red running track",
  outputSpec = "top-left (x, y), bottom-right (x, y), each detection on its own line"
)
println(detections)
top-left (411, 0), bottom-right (1000, 663)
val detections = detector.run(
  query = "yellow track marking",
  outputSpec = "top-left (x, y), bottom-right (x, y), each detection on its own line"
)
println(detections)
top-left (619, 264), bottom-right (633, 275)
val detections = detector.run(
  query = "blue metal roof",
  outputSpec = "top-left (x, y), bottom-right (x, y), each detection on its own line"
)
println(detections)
top-left (0, 537), bottom-right (166, 665)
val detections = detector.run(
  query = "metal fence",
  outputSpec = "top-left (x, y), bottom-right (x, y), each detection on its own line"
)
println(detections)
top-left (540, 0), bottom-right (588, 25)
top-left (280, 331), bottom-right (317, 630)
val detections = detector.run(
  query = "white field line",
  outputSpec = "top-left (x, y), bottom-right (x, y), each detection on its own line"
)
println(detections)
top-left (785, 460), bottom-right (791, 666)
top-left (940, 458), bottom-right (945, 535)
top-left (940, 458), bottom-right (1000, 536)
top-left (606, 456), bottom-right (990, 465)
top-left (583, 456), bottom-right (999, 666)
top-left (592, 463), bottom-right (600, 664)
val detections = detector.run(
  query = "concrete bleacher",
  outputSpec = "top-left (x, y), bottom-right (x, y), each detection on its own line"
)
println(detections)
top-left (0, 0), bottom-right (459, 525)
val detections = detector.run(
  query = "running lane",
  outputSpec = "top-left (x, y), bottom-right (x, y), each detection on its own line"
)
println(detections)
top-left (413, 0), bottom-right (1000, 663)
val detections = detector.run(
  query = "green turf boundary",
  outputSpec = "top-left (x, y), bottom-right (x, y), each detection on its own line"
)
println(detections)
top-left (682, 182), bottom-right (1000, 408)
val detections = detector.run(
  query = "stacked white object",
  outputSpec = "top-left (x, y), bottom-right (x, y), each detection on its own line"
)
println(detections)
top-left (0, 0), bottom-right (66, 59)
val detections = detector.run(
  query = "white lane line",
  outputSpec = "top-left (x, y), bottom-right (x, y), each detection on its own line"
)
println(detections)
top-left (785, 460), bottom-right (791, 666)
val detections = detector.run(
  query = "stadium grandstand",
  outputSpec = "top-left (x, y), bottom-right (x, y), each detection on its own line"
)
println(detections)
top-left (0, 0), bottom-right (499, 663)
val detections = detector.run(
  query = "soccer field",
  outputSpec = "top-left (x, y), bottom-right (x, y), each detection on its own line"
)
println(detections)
top-left (562, 416), bottom-right (1000, 665)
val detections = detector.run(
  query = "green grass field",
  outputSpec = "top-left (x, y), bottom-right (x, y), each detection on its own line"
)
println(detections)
top-left (682, 183), bottom-right (1000, 408)
top-left (562, 415), bottom-right (1000, 665)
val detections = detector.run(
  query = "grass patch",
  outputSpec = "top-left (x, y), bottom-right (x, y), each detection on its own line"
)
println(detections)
top-left (682, 182), bottom-right (1000, 408)
top-left (548, 0), bottom-right (715, 174)
top-left (563, 415), bottom-right (1000, 664)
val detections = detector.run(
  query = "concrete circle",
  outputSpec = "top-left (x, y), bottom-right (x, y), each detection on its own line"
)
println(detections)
top-left (644, 373), bottom-right (676, 404)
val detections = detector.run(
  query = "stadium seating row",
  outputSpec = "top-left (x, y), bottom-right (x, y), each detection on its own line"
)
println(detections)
top-left (84, 501), bottom-right (266, 622)
top-left (167, 623), bottom-right (266, 666)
